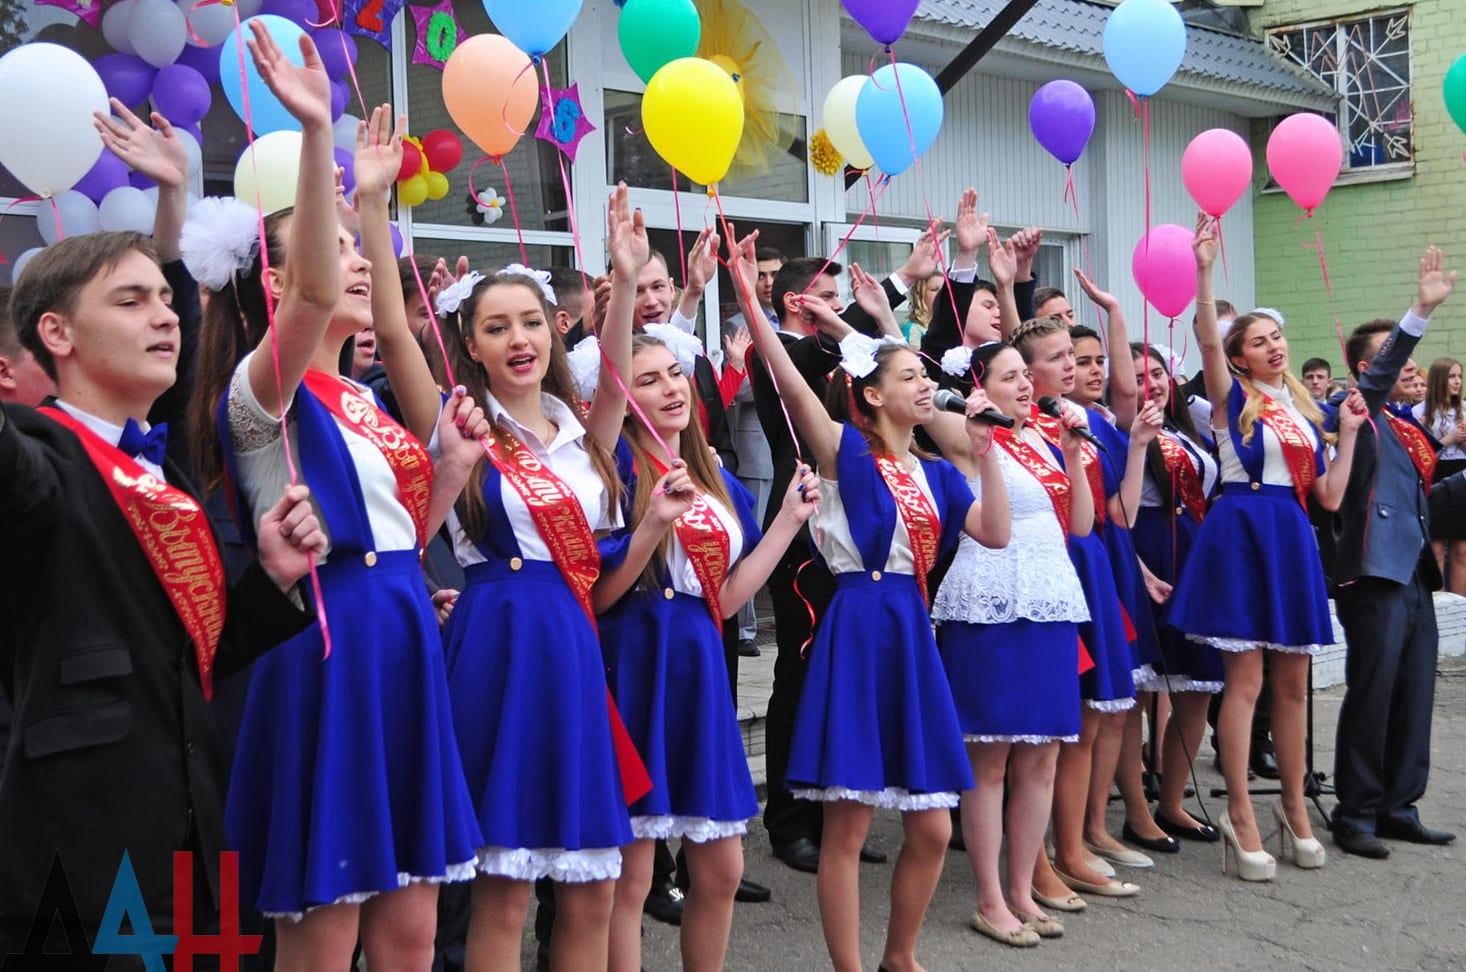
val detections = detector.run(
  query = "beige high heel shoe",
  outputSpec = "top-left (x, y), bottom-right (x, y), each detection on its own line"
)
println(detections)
top-left (1218, 814), bottom-right (1276, 882)
top-left (1272, 800), bottom-right (1327, 869)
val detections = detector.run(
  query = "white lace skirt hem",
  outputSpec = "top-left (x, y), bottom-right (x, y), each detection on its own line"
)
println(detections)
top-left (1131, 664), bottom-right (1223, 695)
top-left (1190, 635), bottom-right (1326, 656)
top-left (963, 733), bottom-right (1077, 745)
top-left (265, 860), bottom-right (478, 921)
top-left (473, 845), bottom-right (622, 883)
top-left (630, 815), bottom-right (750, 843)
top-left (1084, 697), bottom-right (1135, 712)
top-left (790, 786), bottom-right (960, 811)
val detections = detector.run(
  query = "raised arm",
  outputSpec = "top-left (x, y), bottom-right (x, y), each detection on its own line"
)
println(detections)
top-left (592, 461), bottom-right (694, 612)
top-left (720, 465), bottom-right (820, 613)
top-left (1075, 268), bottom-right (1139, 428)
top-left (729, 228), bottom-right (842, 471)
top-left (354, 106), bottom-right (441, 443)
top-left (94, 98), bottom-right (190, 263)
top-left (849, 262), bottom-right (902, 339)
top-left (1116, 401), bottom-right (1161, 526)
top-left (241, 24), bottom-right (339, 418)
top-left (672, 228), bottom-right (717, 329)
top-left (586, 184), bottom-right (648, 449)
top-left (1190, 214), bottom-right (1231, 425)
top-left (923, 387), bottom-right (993, 480)
top-left (989, 228), bottom-right (1022, 339)
top-left (1357, 246), bottom-right (1456, 414)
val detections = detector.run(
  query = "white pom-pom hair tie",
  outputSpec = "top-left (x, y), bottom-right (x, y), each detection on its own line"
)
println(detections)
top-left (180, 197), bottom-right (261, 292)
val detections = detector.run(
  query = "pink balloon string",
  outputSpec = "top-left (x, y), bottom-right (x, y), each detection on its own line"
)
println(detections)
top-left (1297, 212), bottom-right (1350, 364)
top-left (468, 155), bottom-right (531, 268)
top-left (670, 168), bottom-right (689, 288)
top-left (228, 6), bottom-right (332, 658)
top-left (798, 175), bottom-right (891, 301)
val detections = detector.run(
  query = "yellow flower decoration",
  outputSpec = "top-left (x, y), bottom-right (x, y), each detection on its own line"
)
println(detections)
top-left (810, 129), bottom-right (843, 177)
top-left (696, 0), bottom-right (798, 180)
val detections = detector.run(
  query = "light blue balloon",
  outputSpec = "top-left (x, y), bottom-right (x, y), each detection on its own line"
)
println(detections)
top-left (1102, 0), bottom-right (1187, 97)
top-left (219, 15), bottom-right (307, 135)
top-left (854, 63), bottom-right (943, 178)
top-left (483, 0), bottom-right (583, 58)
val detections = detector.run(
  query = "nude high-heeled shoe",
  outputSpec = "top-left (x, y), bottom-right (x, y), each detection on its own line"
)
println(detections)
top-left (1219, 814), bottom-right (1276, 882)
top-left (1272, 800), bottom-right (1327, 869)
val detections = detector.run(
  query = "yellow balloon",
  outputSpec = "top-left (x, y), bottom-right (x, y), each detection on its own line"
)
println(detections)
top-left (822, 76), bottom-right (874, 171)
top-left (424, 171), bottom-right (450, 201)
top-left (643, 57), bottom-right (744, 187)
top-left (398, 174), bottom-right (428, 207)
top-left (233, 130), bottom-right (302, 215)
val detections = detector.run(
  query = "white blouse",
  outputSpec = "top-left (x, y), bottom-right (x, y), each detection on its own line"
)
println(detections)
top-left (811, 460), bottom-right (934, 576)
top-left (1414, 402), bottom-right (1466, 461)
top-left (1217, 380), bottom-right (1321, 487)
top-left (1141, 426), bottom-right (1220, 508)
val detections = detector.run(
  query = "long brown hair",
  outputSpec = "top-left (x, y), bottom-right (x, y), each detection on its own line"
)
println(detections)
top-left (1424, 357), bottom-right (1464, 427)
top-left (1132, 342), bottom-right (1207, 511)
top-left (622, 334), bottom-right (733, 589)
top-left (823, 341), bottom-right (933, 459)
top-left (447, 273), bottom-right (622, 541)
top-left (1222, 313), bottom-right (1327, 445)
top-left (188, 208), bottom-right (293, 493)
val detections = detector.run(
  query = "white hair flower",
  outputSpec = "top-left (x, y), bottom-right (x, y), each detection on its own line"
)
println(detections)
top-left (566, 336), bottom-right (601, 402)
top-left (499, 263), bottom-right (557, 306)
top-left (180, 196), bottom-right (260, 291)
top-left (839, 332), bottom-right (903, 379)
top-left (434, 271), bottom-right (484, 317)
top-left (941, 345), bottom-right (975, 378)
top-left (642, 323), bottom-right (703, 377)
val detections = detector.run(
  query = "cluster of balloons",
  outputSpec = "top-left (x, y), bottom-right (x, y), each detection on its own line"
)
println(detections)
top-left (397, 130), bottom-right (465, 208)
top-left (818, 65), bottom-right (944, 180)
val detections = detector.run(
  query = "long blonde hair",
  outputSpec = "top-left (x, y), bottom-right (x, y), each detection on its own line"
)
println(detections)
top-left (1224, 313), bottom-right (1328, 445)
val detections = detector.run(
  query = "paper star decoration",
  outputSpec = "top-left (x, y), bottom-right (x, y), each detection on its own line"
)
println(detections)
top-left (344, 0), bottom-right (406, 48)
top-left (37, 0), bottom-right (101, 29)
top-left (409, 0), bottom-right (463, 70)
top-left (535, 83), bottom-right (596, 163)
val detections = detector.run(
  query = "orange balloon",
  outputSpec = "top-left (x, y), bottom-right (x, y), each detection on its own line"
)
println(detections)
top-left (442, 34), bottom-right (540, 159)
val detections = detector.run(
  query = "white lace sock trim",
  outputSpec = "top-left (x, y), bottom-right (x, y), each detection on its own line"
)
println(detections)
top-left (1190, 635), bottom-right (1327, 656)
top-left (964, 733), bottom-right (1077, 744)
top-left (790, 786), bottom-right (960, 811)
top-left (631, 815), bottom-right (749, 843)
top-left (265, 860), bottom-right (478, 922)
top-left (474, 846), bottom-right (622, 883)
top-left (1084, 697), bottom-right (1135, 712)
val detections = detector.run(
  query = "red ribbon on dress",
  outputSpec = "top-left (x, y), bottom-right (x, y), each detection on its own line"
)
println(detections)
top-left (872, 453), bottom-right (941, 603)
top-left (1156, 430), bottom-right (1208, 524)
top-left (1251, 394), bottom-right (1320, 511)
top-left (1030, 407), bottom-right (1106, 525)
top-left (993, 426), bottom-right (1073, 535)
top-left (649, 456), bottom-right (732, 626)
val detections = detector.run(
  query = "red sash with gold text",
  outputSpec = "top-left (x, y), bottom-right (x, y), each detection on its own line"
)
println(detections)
top-left (872, 453), bottom-right (941, 602)
top-left (1156, 431), bottom-right (1207, 524)
top-left (1253, 396), bottom-right (1319, 510)
top-left (650, 457), bottom-right (732, 626)
top-left (302, 370), bottom-right (433, 551)
top-left (1032, 407), bottom-right (1106, 524)
top-left (1386, 413), bottom-right (1438, 493)
top-left (994, 426), bottom-right (1073, 535)
top-left (43, 408), bottom-right (226, 700)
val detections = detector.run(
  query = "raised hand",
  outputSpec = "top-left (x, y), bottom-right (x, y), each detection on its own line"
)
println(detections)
top-left (899, 225), bottom-right (951, 285)
top-left (986, 227), bottom-right (1017, 287)
top-left (256, 484), bottom-right (328, 591)
top-left (353, 105), bottom-right (404, 202)
top-left (94, 98), bottom-right (188, 190)
top-left (684, 227), bottom-right (721, 293)
top-left (607, 183), bottom-right (649, 279)
top-left (778, 463), bottom-right (821, 524)
top-left (1130, 400), bottom-right (1163, 445)
top-left (1057, 400), bottom-right (1092, 453)
top-left (954, 188), bottom-right (989, 260)
top-left (727, 225), bottom-right (761, 299)
top-left (1073, 268), bottom-right (1120, 311)
top-left (1193, 212), bottom-right (1219, 271)
top-left (437, 386), bottom-right (490, 470)
top-left (650, 460), bottom-right (697, 525)
top-left (850, 262), bottom-right (896, 328)
top-left (964, 387), bottom-right (997, 452)
top-left (1339, 387), bottom-right (1368, 433)
top-left (723, 327), bottom-right (752, 373)
top-left (795, 293), bottom-right (850, 338)
top-left (1417, 245), bottom-right (1457, 315)
top-left (1011, 227), bottom-right (1043, 282)
top-left (247, 19), bottom-right (331, 129)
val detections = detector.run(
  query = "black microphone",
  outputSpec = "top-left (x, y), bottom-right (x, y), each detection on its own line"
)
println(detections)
top-left (932, 388), bottom-right (1015, 428)
top-left (1037, 395), bottom-right (1104, 448)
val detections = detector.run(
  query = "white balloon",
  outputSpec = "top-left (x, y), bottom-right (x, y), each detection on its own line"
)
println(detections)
top-left (180, 130), bottom-right (203, 176)
top-left (99, 186), bottom-right (157, 234)
top-left (129, 0), bottom-right (188, 68)
top-left (180, 0), bottom-right (262, 47)
top-left (37, 190), bottom-right (102, 245)
top-left (142, 186), bottom-right (160, 207)
top-left (102, 0), bottom-right (141, 56)
top-left (235, 130), bottom-right (302, 215)
top-left (333, 114), bottom-right (361, 154)
top-left (0, 44), bottom-right (109, 197)
top-left (11, 247), bottom-right (43, 283)
top-left (822, 76), bottom-right (876, 171)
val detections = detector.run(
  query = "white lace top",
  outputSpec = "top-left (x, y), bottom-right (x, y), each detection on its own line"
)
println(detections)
top-left (1217, 380), bottom-right (1321, 486)
top-left (931, 449), bottom-right (1089, 625)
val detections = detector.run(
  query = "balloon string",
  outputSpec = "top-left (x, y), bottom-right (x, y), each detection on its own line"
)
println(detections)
top-left (500, 59), bottom-right (537, 141)
top-left (229, 5), bottom-right (331, 659)
top-left (887, 48), bottom-right (923, 194)
top-left (798, 175), bottom-right (891, 299)
top-left (671, 168), bottom-right (689, 288)
top-left (404, 249), bottom-right (456, 390)
top-left (1141, 96), bottom-right (1152, 404)
top-left (1217, 215), bottom-right (1230, 283)
top-left (1063, 163), bottom-right (1101, 335)
top-left (1298, 213), bottom-right (1349, 364)
top-left (497, 157), bottom-right (530, 267)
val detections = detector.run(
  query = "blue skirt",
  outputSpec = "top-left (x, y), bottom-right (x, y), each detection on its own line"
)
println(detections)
top-left (600, 590), bottom-right (758, 840)
top-left (938, 619), bottom-right (1080, 743)
top-left (1099, 519), bottom-right (1161, 670)
top-left (445, 560), bottom-right (632, 881)
top-left (1133, 506), bottom-right (1223, 690)
top-left (1165, 484), bottom-right (1334, 652)
top-left (227, 550), bottom-right (482, 918)
top-left (1069, 532), bottom-right (1136, 710)
top-left (787, 572), bottom-right (974, 809)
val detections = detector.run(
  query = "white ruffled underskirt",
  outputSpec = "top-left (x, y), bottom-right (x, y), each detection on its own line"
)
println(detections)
top-left (964, 733), bottom-right (1077, 745)
top-left (1084, 697), bottom-right (1135, 712)
top-left (631, 815), bottom-right (750, 843)
top-left (265, 860), bottom-right (479, 922)
top-left (1132, 664), bottom-right (1223, 695)
top-left (474, 845), bottom-right (622, 883)
top-left (1190, 635), bottom-right (1327, 656)
top-left (791, 786), bottom-right (960, 811)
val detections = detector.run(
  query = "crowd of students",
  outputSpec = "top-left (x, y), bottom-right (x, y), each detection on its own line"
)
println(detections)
top-left (1, 27), bottom-right (1460, 972)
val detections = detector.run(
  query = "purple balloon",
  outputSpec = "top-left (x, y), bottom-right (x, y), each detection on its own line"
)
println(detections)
top-left (389, 223), bottom-right (405, 258)
top-left (152, 65), bottom-right (212, 127)
top-left (129, 170), bottom-right (157, 191)
top-left (330, 78), bottom-right (347, 122)
top-left (259, 0), bottom-right (317, 26)
top-left (314, 29), bottom-right (357, 79)
top-left (74, 149), bottom-right (130, 203)
top-left (1028, 80), bottom-right (1096, 167)
top-left (841, 0), bottom-right (920, 45)
top-left (175, 42), bottom-right (222, 86)
top-left (95, 53), bottom-right (158, 108)
top-left (333, 146), bottom-right (355, 195)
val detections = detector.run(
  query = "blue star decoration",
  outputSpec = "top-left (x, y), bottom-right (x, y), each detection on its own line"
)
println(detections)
top-left (535, 82), bottom-right (596, 163)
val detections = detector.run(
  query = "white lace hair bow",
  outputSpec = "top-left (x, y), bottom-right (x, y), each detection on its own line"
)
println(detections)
top-left (941, 344), bottom-right (975, 378)
top-left (499, 263), bottom-right (558, 306)
top-left (433, 270), bottom-right (484, 317)
top-left (839, 332), bottom-right (904, 379)
top-left (1250, 306), bottom-right (1286, 327)
top-left (566, 336), bottom-right (601, 402)
top-left (1151, 342), bottom-right (1186, 379)
top-left (179, 196), bottom-right (260, 291)
top-left (642, 323), bottom-right (703, 377)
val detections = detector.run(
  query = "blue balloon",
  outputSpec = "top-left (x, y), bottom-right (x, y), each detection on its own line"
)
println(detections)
top-left (219, 15), bottom-right (307, 135)
top-left (1102, 0), bottom-right (1186, 98)
top-left (855, 63), bottom-right (943, 178)
top-left (483, 0), bottom-right (583, 58)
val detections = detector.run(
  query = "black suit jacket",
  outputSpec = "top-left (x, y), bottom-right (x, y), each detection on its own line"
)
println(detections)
top-left (0, 403), bottom-right (310, 930)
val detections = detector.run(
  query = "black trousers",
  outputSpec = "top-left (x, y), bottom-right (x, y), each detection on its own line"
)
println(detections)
top-left (1332, 572), bottom-right (1439, 836)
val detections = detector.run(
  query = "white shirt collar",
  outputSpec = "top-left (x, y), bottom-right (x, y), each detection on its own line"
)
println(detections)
top-left (484, 391), bottom-right (587, 453)
top-left (54, 400), bottom-right (165, 479)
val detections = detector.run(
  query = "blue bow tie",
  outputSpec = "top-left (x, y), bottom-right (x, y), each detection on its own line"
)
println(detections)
top-left (118, 418), bottom-right (168, 467)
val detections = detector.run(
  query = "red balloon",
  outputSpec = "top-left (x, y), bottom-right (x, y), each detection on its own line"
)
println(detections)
top-left (422, 129), bottom-right (464, 173)
top-left (396, 141), bottom-right (423, 183)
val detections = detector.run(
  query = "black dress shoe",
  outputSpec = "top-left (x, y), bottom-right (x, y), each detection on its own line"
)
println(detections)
top-left (734, 877), bottom-right (771, 903)
top-left (773, 836), bottom-right (820, 874)
top-left (1334, 829), bottom-right (1390, 859)
top-left (1121, 822), bottom-right (1179, 854)
top-left (859, 841), bottom-right (888, 864)
top-left (1378, 819), bottom-right (1457, 845)
top-left (1155, 812), bottom-right (1220, 843)
top-left (1250, 748), bottom-right (1280, 780)
top-left (643, 882), bottom-right (685, 926)
top-left (737, 638), bottom-right (761, 657)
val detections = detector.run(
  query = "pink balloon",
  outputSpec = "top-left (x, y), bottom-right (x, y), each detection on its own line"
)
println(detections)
top-left (1266, 113), bottom-right (1342, 213)
top-left (1182, 128), bottom-right (1252, 217)
top-left (1131, 224), bottom-right (1198, 318)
